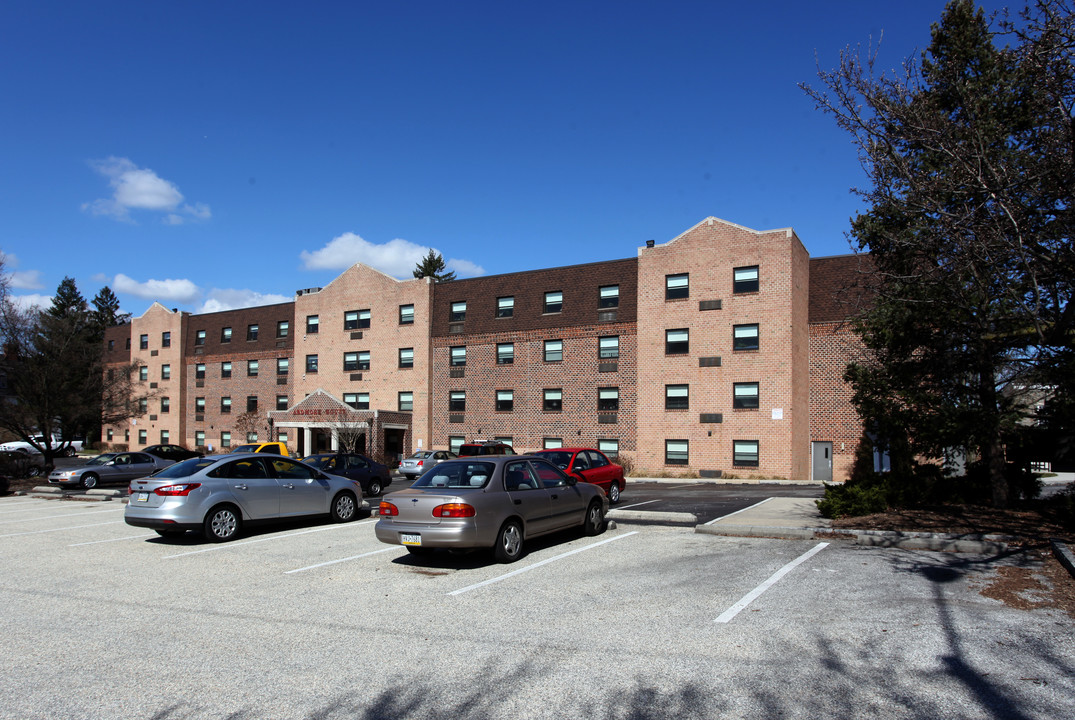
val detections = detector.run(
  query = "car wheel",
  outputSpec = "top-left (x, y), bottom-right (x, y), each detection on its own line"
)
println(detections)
top-left (203, 505), bottom-right (241, 542)
top-left (331, 491), bottom-right (358, 522)
top-left (493, 520), bottom-right (524, 563)
top-left (366, 479), bottom-right (382, 497)
top-left (80, 473), bottom-right (98, 489)
top-left (64, 447), bottom-right (75, 457)
top-left (584, 500), bottom-right (605, 536)
top-left (608, 482), bottom-right (621, 504)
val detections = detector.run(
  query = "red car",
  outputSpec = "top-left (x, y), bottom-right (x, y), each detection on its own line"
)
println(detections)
top-left (534, 448), bottom-right (625, 503)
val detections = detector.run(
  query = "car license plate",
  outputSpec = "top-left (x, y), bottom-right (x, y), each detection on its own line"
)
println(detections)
top-left (401, 533), bottom-right (421, 546)
top-left (136, 492), bottom-right (149, 502)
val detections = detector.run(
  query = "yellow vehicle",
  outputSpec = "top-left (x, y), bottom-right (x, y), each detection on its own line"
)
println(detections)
top-left (230, 442), bottom-right (293, 457)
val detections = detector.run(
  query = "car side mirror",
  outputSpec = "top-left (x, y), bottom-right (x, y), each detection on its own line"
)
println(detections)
top-left (565, 475), bottom-right (578, 485)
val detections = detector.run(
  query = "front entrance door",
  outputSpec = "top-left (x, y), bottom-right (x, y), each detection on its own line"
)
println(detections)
top-left (812, 442), bottom-right (833, 482)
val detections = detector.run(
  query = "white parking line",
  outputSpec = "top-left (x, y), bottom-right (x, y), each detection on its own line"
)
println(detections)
top-left (449, 531), bottom-right (639, 596)
top-left (162, 520), bottom-right (376, 559)
top-left (0, 507), bottom-right (121, 525)
top-left (286, 547), bottom-right (394, 574)
top-left (703, 497), bottom-right (773, 526)
top-left (69, 533), bottom-right (155, 546)
top-left (0, 521), bottom-right (125, 538)
top-left (616, 499), bottom-right (661, 510)
top-left (715, 542), bottom-right (829, 623)
top-left (666, 483), bottom-right (702, 490)
top-left (0, 499), bottom-right (57, 513)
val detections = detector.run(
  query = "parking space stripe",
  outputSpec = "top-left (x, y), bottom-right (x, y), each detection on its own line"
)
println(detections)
top-left (285, 547), bottom-right (394, 574)
top-left (0, 507), bottom-right (121, 525)
top-left (162, 520), bottom-right (377, 559)
top-left (703, 497), bottom-right (773, 526)
top-left (616, 499), bottom-right (660, 510)
top-left (448, 531), bottom-right (639, 596)
top-left (0, 521), bottom-right (125, 538)
top-left (715, 542), bottom-right (829, 624)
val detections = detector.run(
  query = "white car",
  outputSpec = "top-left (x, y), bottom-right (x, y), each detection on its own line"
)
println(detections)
top-left (0, 435), bottom-right (83, 457)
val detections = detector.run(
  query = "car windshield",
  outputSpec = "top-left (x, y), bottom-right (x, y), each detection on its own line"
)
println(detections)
top-left (150, 457), bottom-right (218, 479)
top-left (409, 451), bottom-right (431, 459)
top-left (232, 444), bottom-right (260, 453)
top-left (412, 461), bottom-right (495, 489)
top-left (537, 451), bottom-right (573, 467)
top-left (85, 454), bottom-right (116, 466)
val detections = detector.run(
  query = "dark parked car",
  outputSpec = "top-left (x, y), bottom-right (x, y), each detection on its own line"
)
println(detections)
top-left (457, 441), bottom-right (515, 457)
top-left (302, 453), bottom-right (391, 496)
top-left (142, 444), bottom-right (204, 462)
top-left (534, 448), bottom-right (626, 503)
top-left (376, 455), bottom-right (608, 563)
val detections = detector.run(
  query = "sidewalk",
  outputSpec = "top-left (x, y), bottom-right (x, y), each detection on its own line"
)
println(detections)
top-left (690, 492), bottom-right (1075, 579)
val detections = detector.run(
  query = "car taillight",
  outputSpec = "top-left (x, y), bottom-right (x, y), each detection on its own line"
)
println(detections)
top-left (153, 483), bottom-right (201, 496)
top-left (379, 501), bottom-right (399, 516)
top-left (417, 460), bottom-right (424, 466)
top-left (432, 503), bottom-right (475, 518)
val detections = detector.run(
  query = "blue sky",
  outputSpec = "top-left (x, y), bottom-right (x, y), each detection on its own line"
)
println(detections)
top-left (0, 0), bottom-right (1011, 316)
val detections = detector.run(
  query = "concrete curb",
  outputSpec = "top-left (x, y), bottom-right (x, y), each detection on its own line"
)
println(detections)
top-left (697, 523), bottom-right (1012, 553)
top-left (607, 509), bottom-right (698, 525)
top-left (625, 477), bottom-right (822, 487)
top-left (696, 524), bottom-right (819, 540)
top-left (1052, 539), bottom-right (1075, 578)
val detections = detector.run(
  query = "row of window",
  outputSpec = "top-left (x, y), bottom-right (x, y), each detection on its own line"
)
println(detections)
top-left (665, 439), bottom-right (760, 467)
top-left (441, 436), bottom-right (622, 457)
top-left (175, 323), bottom-right (759, 382)
top-left (443, 383), bottom-right (759, 413)
top-left (144, 381), bottom-right (760, 417)
top-left (665, 266), bottom-right (760, 300)
top-left (193, 322), bottom-right (289, 345)
top-left (106, 426), bottom-right (289, 448)
top-left (189, 305), bottom-right (419, 346)
top-left (450, 286), bottom-right (621, 324)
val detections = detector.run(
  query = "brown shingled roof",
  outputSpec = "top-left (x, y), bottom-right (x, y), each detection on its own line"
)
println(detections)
top-left (809, 254), bottom-right (876, 323)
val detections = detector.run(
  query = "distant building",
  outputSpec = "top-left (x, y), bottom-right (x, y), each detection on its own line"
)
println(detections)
top-left (102, 217), bottom-right (869, 481)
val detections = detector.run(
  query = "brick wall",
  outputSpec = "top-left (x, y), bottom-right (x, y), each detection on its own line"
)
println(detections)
top-left (429, 259), bottom-right (638, 453)
top-left (293, 265), bottom-right (433, 451)
top-left (635, 217), bottom-right (811, 479)
top-left (183, 302), bottom-right (296, 451)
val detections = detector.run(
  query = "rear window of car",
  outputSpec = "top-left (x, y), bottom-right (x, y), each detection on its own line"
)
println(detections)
top-left (413, 461), bottom-right (495, 489)
top-left (152, 457), bottom-right (218, 478)
top-left (535, 451), bottom-right (573, 467)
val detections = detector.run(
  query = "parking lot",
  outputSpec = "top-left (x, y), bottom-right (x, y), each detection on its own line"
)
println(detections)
top-left (1, 491), bottom-right (1072, 719)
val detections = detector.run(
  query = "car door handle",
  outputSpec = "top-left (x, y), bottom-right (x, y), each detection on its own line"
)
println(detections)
top-left (551, 494), bottom-right (559, 500)
top-left (514, 499), bottom-right (522, 505)
top-left (235, 484), bottom-right (248, 491)
top-left (282, 483), bottom-right (295, 489)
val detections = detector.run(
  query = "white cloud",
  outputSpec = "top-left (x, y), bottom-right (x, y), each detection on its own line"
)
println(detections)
top-left (300, 232), bottom-right (485, 278)
top-left (198, 289), bottom-right (291, 314)
top-left (9, 293), bottom-right (51, 311)
top-left (10, 270), bottom-right (43, 290)
top-left (112, 273), bottom-right (202, 303)
top-left (0, 252), bottom-right (44, 290)
top-left (82, 157), bottom-right (211, 225)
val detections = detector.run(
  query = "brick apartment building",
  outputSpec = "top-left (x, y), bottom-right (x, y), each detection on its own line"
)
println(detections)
top-left (102, 216), bottom-right (868, 481)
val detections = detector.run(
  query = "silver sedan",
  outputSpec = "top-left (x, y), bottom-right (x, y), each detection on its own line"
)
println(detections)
top-left (125, 453), bottom-right (364, 541)
top-left (375, 455), bottom-right (608, 562)
top-left (48, 452), bottom-right (174, 489)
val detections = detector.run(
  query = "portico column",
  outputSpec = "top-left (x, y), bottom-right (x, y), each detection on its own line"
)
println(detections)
top-left (303, 427), bottom-right (312, 455)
